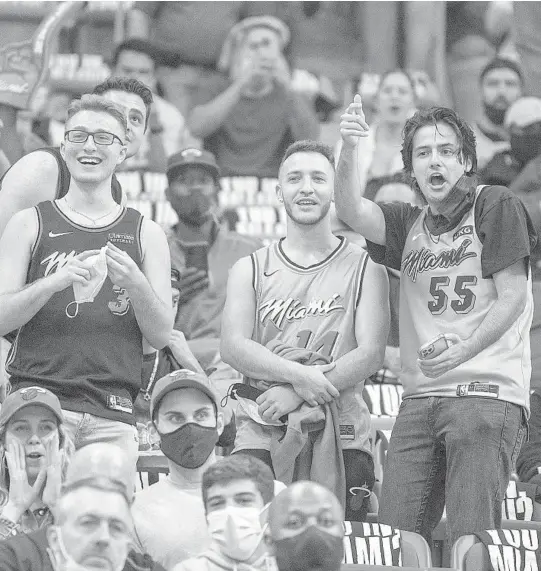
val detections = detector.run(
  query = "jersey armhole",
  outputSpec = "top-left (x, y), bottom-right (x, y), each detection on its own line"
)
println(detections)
top-left (250, 253), bottom-right (259, 294)
top-left (30, 206), bottom-right (43, 259)
top-left (136, 213), bottom-right (145, 264)
top-left (354, 252), bottom-right (369, 310)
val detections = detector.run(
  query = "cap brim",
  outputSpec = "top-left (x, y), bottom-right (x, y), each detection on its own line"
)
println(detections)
top-left (151, 378), bottom-right (217, 419)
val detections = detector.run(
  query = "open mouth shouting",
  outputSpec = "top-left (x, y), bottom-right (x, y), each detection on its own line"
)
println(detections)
top-left (428, 172), bottom-right (447, 190)
top-left (26, 450), bottom-right (44, 463)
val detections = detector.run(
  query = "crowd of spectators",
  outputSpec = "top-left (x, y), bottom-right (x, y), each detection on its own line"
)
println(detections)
top-left (0, 2), bottom-right (540, 571)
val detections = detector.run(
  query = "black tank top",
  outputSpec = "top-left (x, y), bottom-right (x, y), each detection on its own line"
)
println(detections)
top-left (7, 201), bottom-right (144, 425)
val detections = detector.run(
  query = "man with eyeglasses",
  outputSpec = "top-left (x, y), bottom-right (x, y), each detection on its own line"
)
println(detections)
top-left (0, 77), bottom-right (153, 239)
top-left (0, 94), bottom-right (173, 471)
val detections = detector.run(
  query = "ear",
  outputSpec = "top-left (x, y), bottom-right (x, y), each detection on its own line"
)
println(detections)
top-left (116, 145), bottom-right (127, 166)
top-left (216, 411), bottom-right (225, 437)
top-left (59, 140), bottom-right (66, 161)
top-left (464, 156), bottom-right (473, 173)
top-left (46, 523), bottom-right (59, 546)
top-left (276, 184), bottom-right (283, 203)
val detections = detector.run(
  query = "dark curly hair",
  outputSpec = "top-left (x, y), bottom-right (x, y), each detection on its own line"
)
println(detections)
top-left (401, 107), bottom-right (477, 176)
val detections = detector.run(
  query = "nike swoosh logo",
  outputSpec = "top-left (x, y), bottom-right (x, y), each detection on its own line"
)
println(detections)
top-left (411, 233), bottom-right (425, 241)
top-left (49, 231), bottom-right (73, 238)
top-left (263, 270), bottom-right (279, 277)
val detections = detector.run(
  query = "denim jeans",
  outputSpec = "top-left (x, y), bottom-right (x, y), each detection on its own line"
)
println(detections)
top-left (62, 410), bottom-right (139, 475)
top-left (378, 397), bottom-right (526, 548)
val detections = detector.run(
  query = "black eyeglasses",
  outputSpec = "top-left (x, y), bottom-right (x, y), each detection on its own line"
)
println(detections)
top-left (65, 130), bottom-right (124, 146)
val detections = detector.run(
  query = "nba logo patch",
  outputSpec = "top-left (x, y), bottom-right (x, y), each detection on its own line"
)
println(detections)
top-left (453, 225), bottom-right (473, 241)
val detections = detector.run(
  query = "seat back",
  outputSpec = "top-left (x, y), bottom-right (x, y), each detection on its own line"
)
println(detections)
top-left (451, 535), bottom-right (491, 571)
top-left (400, 530), bottom-right (432, 567)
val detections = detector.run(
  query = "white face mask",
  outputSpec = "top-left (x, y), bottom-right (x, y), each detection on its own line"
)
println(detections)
top-left (66, 247), bottom-right (108, 318)
top-left (207, 506), bottom-right (266, 562)
top-left (48, 525), bottom-right (126, 571)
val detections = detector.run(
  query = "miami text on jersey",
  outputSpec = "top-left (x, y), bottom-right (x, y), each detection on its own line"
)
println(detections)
top-left (259, 293), bottom-right (344, 329)
top-left (402, 238), bottom-right (477, 283)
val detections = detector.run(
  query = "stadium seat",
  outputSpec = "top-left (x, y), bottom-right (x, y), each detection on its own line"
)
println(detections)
top-left (400, 531), bottom-right (433, 567)
top-left (451, 535), bottom-right (490, 571)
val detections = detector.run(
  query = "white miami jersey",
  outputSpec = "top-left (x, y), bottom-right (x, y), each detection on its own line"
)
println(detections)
top-left (241, 236), bottom-right (372, 452)
top-left (400, 187), bottom-right (533, 408)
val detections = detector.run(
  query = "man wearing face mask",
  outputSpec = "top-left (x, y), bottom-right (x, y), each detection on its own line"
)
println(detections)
top-left (267, 481), bottom-right (344, 571)
top-left (131, 369), bottom-right (226, 570)
top-left (173, 455), bottom-right (275, 571)
top-left (164, 148), bottom-right (261, 386)
top-left (474, 58), bottom-right (523, 170)
top-left (480, 97), bottom-right (541, 188)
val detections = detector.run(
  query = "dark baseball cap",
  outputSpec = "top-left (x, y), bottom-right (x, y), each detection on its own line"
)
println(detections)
top-left (0, 386), bottom-right (63, 425)
top-left (167, 148), bottom-right (220, 183)
top-left (150, 369), bottom-right (218, 420)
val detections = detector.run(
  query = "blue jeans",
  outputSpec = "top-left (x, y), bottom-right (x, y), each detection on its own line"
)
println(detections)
top-left (378, 397), bottom-right (526, 548)
top-left (62, 410), bottom-right (139, 475)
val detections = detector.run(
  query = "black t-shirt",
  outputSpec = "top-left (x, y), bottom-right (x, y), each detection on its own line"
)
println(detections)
top-left (366, 185), bottom-right (537, 279)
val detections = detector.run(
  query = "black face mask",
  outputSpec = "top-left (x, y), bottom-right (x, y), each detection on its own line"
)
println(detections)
top-left (158, 422), bottom-right (218, 469)
top-left (273, 527), bottom-right (344, 571)
top-left (510, 122), bottom-right (541, 165)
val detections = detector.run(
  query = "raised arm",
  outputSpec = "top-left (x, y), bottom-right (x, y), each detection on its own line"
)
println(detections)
top-left (0, 151), bottom-right (60, 238)
top-left (220, 256), bottom-right (339, 406)
top-left (335, 95), bottom-right (387, 245)
top-left (106, 218), bottom-right (173, 350)
top-left (188, 82), bottom-right (245, 139)
top-left (0, 209), bottom-right (96, 335)
top-left (325, 257), bottom-right (390, 391)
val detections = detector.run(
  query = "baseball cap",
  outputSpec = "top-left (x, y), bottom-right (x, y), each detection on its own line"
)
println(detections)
top-left (505, 97), bottom-right (541, 128)
top-left (218, 16), bottom-right (290, 73)
top-left (167, 148), bottom-right (220, 183)
top-left (0, 386), bottom-right (63, 425)
top-left (150, 369), bottom-right (218, 420)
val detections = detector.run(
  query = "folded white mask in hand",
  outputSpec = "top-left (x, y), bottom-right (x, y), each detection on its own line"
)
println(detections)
top-left (66, 246), bottom-right (108, 318)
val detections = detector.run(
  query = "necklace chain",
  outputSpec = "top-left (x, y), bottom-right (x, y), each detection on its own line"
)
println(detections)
top-left (62, 197), bottom-right (120, 226)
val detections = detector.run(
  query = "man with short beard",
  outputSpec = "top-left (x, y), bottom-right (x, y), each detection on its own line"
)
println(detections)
top-left (473, 58), bottom-right (523, 170)
top-left (221, 140), bottom-right (389, 521)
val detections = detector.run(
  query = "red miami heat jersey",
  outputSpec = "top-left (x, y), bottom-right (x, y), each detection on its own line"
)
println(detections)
top-left (7, 201), bottom-right (144, 425)
top-left (234, 236), bottom-right (372, 454)
top-left (400, 186), bottom-right (533, 408)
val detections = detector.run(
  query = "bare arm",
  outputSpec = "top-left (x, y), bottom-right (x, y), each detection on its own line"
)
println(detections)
top-left (335, 95), bottom-right (387, 245)
top-left (220, 257), bottom-right (339, 405)
top-left (0, 210), bottom-right (94, 335)
top-left (325, 258), bottom-right (390, 391)
top-left (286, 90), bottom-right (320, 141)
top-left (125, 7), bottom-right (151, 39)
top-left (188, 82), bottom-right (244, 139)
top-left (419, 259), bottom-right (529, 378)
top-left (115, 219), bottom-right (173, 350)
top-left (0, 151), bottom-right (60, 238)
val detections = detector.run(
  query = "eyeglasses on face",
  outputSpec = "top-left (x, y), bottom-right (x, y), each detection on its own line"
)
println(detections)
top-left (64, 130), bottom-right (125, 146)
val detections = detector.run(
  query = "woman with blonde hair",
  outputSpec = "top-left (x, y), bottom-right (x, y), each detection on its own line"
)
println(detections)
top-left (0, 386), bottom-right (73, 539)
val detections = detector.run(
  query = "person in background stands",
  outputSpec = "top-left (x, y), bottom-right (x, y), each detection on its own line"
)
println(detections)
top-left (473, 58), bottom-right (523, 170)
top-left (112, 39), bottom-right (195, 172)
top-left (188, 16), bottom-right (319, 178)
